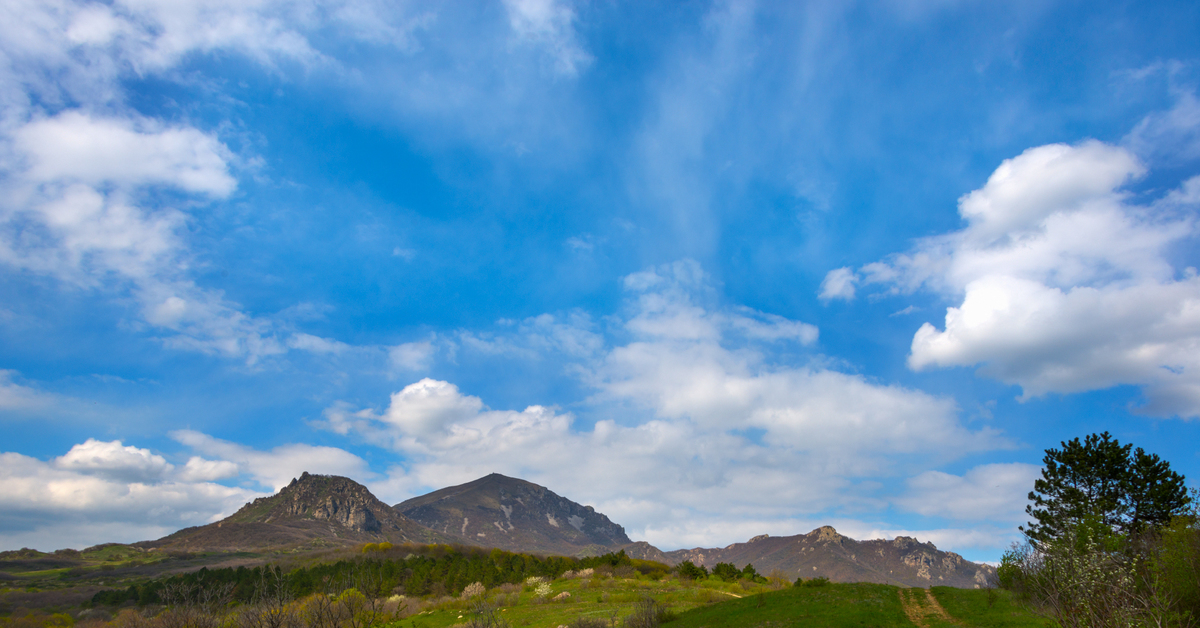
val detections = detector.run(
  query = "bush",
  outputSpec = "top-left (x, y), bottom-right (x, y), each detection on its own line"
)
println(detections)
top-left (461, 582), bottom-right (486, 599)
top-left (676, 561), bottom-right (707, 581)
top-left (711, 563), bottom-right (740, 582)
top-left (623, 597), bottom-right (672, 628)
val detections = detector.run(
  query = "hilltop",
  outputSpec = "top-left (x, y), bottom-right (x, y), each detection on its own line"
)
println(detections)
top-left (394, 472), bottom-right (632, 557)
top-left (138, 472), bottom-right (455, 552)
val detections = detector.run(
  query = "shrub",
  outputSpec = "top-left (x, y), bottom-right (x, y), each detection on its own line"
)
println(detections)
top-left (711, 563), bottom-right (740, 582)
top-left (461, 582), bottom-right (486, 599)
top-left (801, 577), bottom-right (830, 588)
top-left (676, 561), bottom-right (707, 581)
top-left (623, 597), bottom-right (672, 628)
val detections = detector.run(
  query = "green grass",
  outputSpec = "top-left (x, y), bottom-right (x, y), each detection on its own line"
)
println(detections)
top-left (930, 587), bottom-right (1056, 628)
top-left (386, 576), bottom-right (752, 628)
top-left (665, 582), bottom-right (911, 628)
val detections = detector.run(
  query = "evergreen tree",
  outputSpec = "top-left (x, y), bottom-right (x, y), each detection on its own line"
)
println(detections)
top-left (1023, 431), bottom-right (1189, 543)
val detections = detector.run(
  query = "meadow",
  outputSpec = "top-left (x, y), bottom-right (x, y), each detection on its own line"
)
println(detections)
top-left (2, 544), bottom-right (1053, 628)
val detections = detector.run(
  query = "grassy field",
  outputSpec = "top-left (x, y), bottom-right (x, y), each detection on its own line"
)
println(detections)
top-left (384, 578), bottom-right (1052, 628)
top-left (4, 548), bottom-right (1054, 628)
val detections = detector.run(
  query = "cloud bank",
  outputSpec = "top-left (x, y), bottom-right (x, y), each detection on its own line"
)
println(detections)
top-left (825, 140), bottom-right (1200, 416)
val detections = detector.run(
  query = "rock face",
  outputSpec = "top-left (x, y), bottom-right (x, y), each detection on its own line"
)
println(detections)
top-left (141, 473), bottom-right (455, 552)
top-left (624, 526), bottom-right (995, 589)
top-left (394, 473), bottom-right (631, 557)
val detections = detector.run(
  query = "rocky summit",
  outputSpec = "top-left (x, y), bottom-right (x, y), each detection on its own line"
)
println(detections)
top-left (625, 526), bottom-right (994, 589)
top-left (394, 473), bottom-right (631, 557)
top-left (140, 472), bottom-right (453, 552)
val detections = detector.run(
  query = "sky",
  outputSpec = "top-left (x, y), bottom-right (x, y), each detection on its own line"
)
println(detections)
top-left (1, 0), bottom-right (1199, 564)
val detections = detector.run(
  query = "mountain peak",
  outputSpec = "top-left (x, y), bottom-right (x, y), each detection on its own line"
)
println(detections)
top-left (143, 473), bottom-right (454, 552)
top-left (395, 474), bottom-right (630, 556)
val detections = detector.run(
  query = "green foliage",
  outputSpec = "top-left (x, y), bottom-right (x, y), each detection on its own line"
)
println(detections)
top-left (1001, 515), bottom-right (1200, 628)
top-left (710, 563), bottom-right (739, 582)
top-left (738, 563), bottom-right (759, 581)
top-left (798, 576), bottom-right (830, 588)
top-left (623, 597), bottom-right (671, 628)
top-left (1023, 432), bottom-right (1190, 543)
top-left (88, 545), bottom-right (638, 608)
top-left (676, 561), bottom-right (707, 581)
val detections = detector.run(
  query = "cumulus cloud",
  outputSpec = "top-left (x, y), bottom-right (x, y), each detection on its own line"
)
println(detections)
top-left (0, 107), bottom-right (298, 362)
top-left (322, 260), bottom-right (1005, 550)
top-left (14, 112), bottom-right (236, 196)
top-left (849, 140), bottom-right (1200, 416)
top-left (55, 438), bottom-right (173, 483)
top-left (0, 443), bottom-right (260, 551)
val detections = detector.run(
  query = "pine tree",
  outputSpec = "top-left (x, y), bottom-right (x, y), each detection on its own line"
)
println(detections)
top-left (1023, 431), bottom-right (1190, 543)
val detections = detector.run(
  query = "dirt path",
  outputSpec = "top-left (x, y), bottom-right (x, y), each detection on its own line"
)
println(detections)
top-left (897, 588), bottom-right (962, 627)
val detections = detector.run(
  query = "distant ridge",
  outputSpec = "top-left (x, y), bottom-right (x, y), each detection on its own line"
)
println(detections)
top-left (140, 472), bottom-right (455, 552)
top-left (125, 471), bottom-right (995, 589)
top-left (394, 473), bottom-right (632, 557)
top-left (624, 526), bottom-right (995, 589)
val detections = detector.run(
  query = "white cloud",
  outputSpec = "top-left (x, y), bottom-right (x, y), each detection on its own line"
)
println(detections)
top-left (819, 266), bottom-right (858, 301)
top-left (0, 446), bottom-right (260, 551)
top-left (55, 438), bottom-right (173, 483)
top-left (0, 370), bottom-right (55, 411)
top-left (287, 332), bottom-right (350, 355)
top-left (177, 456), bottom-right (240, 482)
top-left (322, 260), bottom-right (1006, 550)
top-left (170, 429), bottom-right (370, 491)
top-left (1126, 87), bottom-right (1200, 163)
top-left (854, 141), bottom-right (1200, 416)
top-left (895, 463), bottom-right (1041, 522)
top-left (389, 340), bottom-right (435, 371)
top-left (502, 0), bottom-right (592, 76)
top-left (14, 111), bottom-right (236, 196)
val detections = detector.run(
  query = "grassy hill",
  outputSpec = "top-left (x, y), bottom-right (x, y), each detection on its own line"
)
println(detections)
top-left (3, 543), bottom-right (1053, 628)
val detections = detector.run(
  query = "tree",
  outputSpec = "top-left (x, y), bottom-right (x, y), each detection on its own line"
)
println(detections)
top-left (1023, 432), bottom-right (1190, 543)
top-left (711, 562), bottom-right (740, 582)
top-left (676, 561), bottom-right (707, 580)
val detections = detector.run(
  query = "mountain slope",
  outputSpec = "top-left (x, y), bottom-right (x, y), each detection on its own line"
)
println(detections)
top-left (394, 473), bottom-right (631, 556)
top-left (625, 526), bottom-right (994, 589)
top-left (141, 472), bottom-right (454, 552)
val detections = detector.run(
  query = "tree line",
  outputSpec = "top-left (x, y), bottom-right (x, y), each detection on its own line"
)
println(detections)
top-left (90, 545), bottom-right (638, 608)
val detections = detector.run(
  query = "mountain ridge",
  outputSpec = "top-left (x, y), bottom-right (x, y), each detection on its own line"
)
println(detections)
top-left (129, 471), bottom-right (993, 589)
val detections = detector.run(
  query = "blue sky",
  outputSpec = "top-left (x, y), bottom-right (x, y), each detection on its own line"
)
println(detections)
top-left (2, 0), bottom-right (1199, 563)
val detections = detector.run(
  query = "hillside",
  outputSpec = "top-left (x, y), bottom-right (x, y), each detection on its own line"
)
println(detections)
top-left (394, 473), bottom-right (632, 556)
top-left (140, 472), bottom-right (455, 552)
top-left (626, 526), bottom-right (994, 588)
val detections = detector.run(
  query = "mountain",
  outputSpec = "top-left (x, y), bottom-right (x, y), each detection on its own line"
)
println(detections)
top-left (393, 473), bottom-right (632, 557)
top-left (140, 472), bottom-right (455, 552)
top-left (129, 471), bottom-right (993, 589)
top-left (624, 526), bottom-right (994, 589)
